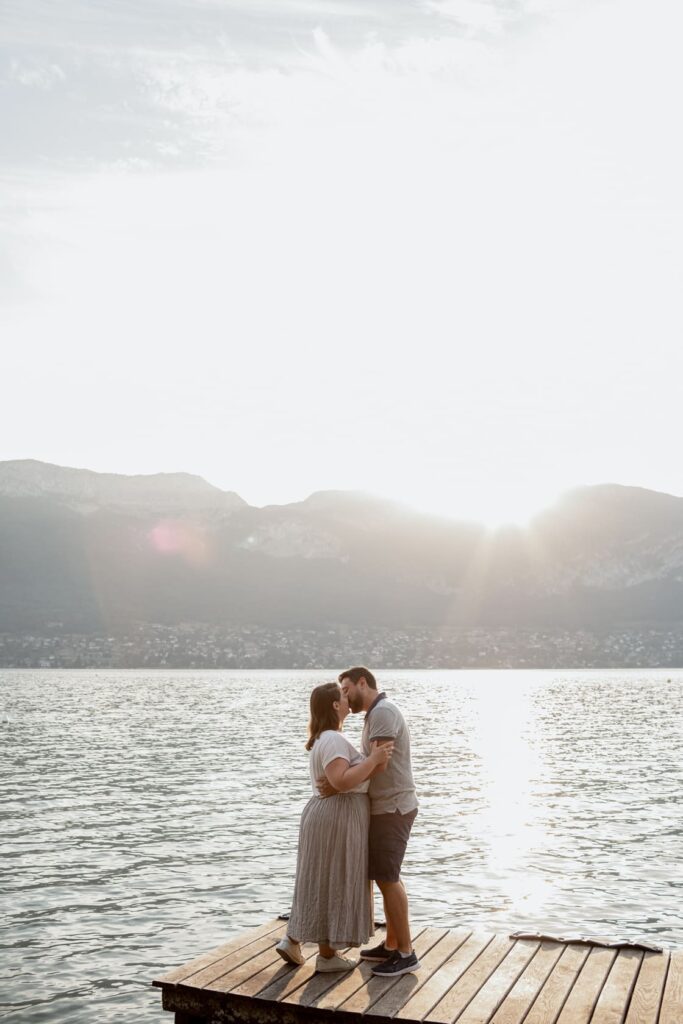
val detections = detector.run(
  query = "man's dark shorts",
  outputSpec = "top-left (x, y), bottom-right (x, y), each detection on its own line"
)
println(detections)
top-left (368, 808), bottom-right (418, 883)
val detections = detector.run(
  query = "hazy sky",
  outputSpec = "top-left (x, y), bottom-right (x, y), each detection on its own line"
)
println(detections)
top-left (3, 0), bottom-right (682, 525)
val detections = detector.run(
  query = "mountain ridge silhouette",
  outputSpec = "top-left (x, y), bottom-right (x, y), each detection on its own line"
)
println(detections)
top-left (2, 459), bottom-right (682, 632)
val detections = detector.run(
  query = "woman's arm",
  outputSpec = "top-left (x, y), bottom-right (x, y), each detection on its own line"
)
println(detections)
top-left (324, 741), bottom-right (393, 792)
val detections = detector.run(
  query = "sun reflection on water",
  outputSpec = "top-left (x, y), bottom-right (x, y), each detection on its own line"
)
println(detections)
top-left (469, 674), bottom-right (554, 921)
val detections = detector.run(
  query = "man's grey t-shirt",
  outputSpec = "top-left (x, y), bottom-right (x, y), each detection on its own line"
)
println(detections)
top-left (361, 694), bottom-right (418, 815)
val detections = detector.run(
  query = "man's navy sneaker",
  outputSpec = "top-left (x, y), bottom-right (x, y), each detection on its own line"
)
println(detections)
top-left (371, 950), bottom-right (421, 976)
top-left (360, 940), bottom-right (393, 962)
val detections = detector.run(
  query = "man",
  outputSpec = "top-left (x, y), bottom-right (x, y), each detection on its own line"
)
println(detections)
top-left (319, 666), bottom-right (420, 976)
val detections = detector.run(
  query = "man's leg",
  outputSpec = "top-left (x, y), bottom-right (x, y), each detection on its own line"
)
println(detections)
top-left (367, 809), bottom-right (417, 960)
top-left (380, 882), bottom-right (395, 950)
top-left (376, 878), bottom-right (412, 953)
top-left (379, 879), bottom-right (406, 949)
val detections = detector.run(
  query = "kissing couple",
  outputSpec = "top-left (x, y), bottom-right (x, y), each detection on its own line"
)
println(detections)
top-left (276, 666), bottom-right (420, 976)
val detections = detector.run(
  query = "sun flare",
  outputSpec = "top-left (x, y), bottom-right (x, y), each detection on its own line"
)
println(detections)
top-left (402, 486), bottom-right (564, 530)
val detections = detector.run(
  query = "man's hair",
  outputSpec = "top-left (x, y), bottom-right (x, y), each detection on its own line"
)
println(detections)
top-left (338, 666), bottom-right (377, 690)
top-left (306, 682), bottom-right (341, 751)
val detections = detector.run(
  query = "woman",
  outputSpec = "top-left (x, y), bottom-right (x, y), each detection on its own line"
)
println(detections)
top-left (276, 681), bottom-right (393, 972)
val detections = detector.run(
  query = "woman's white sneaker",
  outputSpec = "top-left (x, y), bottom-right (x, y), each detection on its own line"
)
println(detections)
top-left (315, 953), bottom-right (358, 972)
top-left (276, 937), bottom-right (305, 966)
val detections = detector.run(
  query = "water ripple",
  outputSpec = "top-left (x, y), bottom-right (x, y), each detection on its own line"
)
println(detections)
top-left (1, 668), bottom-right (681, 1023)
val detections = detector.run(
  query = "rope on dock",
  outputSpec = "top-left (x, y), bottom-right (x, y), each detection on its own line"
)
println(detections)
top-left (509, 931), bottom-right (663, 952)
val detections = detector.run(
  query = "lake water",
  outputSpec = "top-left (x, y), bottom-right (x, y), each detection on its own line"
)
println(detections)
top-left (1, 668), bottom-right (682, 1023)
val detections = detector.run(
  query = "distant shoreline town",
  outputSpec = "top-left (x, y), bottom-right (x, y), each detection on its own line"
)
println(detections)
top-left (2, 623), bottom-right (683, 670)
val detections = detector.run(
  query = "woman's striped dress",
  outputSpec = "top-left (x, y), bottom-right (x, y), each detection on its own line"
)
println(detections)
top-left (287, 730), bottom-right (374, 948)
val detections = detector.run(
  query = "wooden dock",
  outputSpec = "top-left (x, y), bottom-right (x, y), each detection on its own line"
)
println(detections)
top-left (153, 918), bottom-right (682, 1024)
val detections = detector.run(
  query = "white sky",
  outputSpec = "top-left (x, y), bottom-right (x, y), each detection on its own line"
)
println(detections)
top-left (2, 0), bottom-right (682, 525)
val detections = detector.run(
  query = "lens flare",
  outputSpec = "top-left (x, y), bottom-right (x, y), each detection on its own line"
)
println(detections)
top-left (148, 520), bottom-right (208, 566)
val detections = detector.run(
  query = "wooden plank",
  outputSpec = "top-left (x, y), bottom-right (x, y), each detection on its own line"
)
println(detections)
top-left (522, 944), bottom-right (591, 1024)
top-left (555, 946), bottom-right (618, 1024)
top-left (160, 984), bottom-right (228, 1021)
top-left (428, 935), bottom-right (516, 1024)
top-left (270, 951), bottom-right (355, 1007)
top-left (590, 949), bottom-right (643, 1024)
top-left (368, 929), bottom-right (472, 1018)
top-left (180, 925), bottom-right (286, 989)
top-left (338, 929), bottom-right (448, 1014)
top-left (398, 933), bottom-right (491, 1022)
top-left (227, 942), bottom-right (319, 998)
top-left (308, 956), bottom-right (378, 1011)
top-left (624, 951), bottom-right (670, 1024)
top-left (153, 918), bottom-right (682, 1024)
top-left (490, 941), bottom-right (565, 1024)
top-left (203, 937), bottom-right (292, 994)
top-left (279, 930), bottom-right (389, 1009)
top-left (153, 918), bottom-right (283, 987)
top-left (312, 930), bottom-right (417, 1012)
top-left (282, 964), bottom-right (362, 1010)
top-left (256, 944), bottom-right (354, 1004)
top-left (659, 949), bottom-right (683, 1024)
top-left (456, 940), bottom-right (540, 1024)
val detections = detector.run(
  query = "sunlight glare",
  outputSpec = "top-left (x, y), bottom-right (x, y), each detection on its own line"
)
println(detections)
top-left (400, 485), bottom-right (565, 529)
top-left (470, 673), bottom-right (553, 919)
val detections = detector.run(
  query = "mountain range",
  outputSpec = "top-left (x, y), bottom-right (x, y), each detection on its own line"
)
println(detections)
top-left (2, 459), bottom-right (683, 633)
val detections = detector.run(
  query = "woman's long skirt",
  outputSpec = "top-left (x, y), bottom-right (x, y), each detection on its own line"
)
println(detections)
top-left (287, 792), bottom-right (373, 948)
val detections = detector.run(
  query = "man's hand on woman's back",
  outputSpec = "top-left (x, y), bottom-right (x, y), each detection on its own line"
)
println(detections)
top-left (317, 776), bottom-right (337, 798)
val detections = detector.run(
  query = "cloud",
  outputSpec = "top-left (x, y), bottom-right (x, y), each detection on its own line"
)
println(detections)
top-left (421, 0), bottom-right (513, 34)
top-left (0, 0), bottom-right (579, 169)
top-left (2, 0), bottom-right (683, 519)
top-left (421, 0), bottom-right (594, 36)
top-left (7, 58), bottom-right (66, 90)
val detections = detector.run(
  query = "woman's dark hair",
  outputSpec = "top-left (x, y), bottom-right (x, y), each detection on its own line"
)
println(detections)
top-left (338, 666), bottom-right (377, 690)
top-left (306, 682), bottom-right (341, 751)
